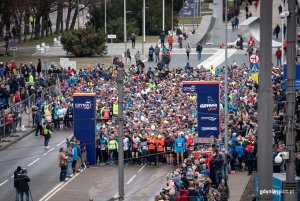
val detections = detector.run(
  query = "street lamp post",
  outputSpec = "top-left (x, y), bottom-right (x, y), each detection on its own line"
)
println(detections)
top-left (163, 0), bottom-right (165, 32)
top-left (124, 0), bottom-right (127, 64)
top-left (258, 1), bottom-right (273, 201)
top-left (281, 0), bottom-right (284, 65)
top-left (117, 67), bottom-right (124, 201)
top-left (77, 0), bottom-right (80, 29)
top-left (193, 0), bottom-right (195, 29)
top-left (284, 0), bottom-right (297, 199)
top-left (142, 0), bottom-right (146, 56)
top-left (105, 0), bottom-right (107, 34)
top-left (224, 0), bottom-right (228, 153)
top-left (172, 0), bottom-right (174, 33)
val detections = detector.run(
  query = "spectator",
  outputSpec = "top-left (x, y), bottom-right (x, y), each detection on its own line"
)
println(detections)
top-left (15, 168), bottom-right (31, 201)
top-left (275, 47), bottom-right (282, 67)
top-left (58, 147), bottom-right (68, 181)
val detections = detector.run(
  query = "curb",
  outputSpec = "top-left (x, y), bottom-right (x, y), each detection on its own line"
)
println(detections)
top-left (0, 128), bottom-right (35, 151)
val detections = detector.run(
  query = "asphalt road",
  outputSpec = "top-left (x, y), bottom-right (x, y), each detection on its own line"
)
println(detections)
top-left (47, 165), bottom-right (174, 201)
top-left (0, 130), bottom-right (72, 201)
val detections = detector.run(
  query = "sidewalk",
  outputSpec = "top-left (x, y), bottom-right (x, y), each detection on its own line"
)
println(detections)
top-left (228, 171), bottom-right (251, 201)
top-left (0, 114), bottom-right (35, 151)
top-left (239, 0), bottom-right (284, 26)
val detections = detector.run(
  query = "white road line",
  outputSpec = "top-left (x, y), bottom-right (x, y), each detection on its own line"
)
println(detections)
top-left (137, 165), bottom-right (145, 173)
top-left (0, 179), bottom-right (8, 186)
top-left (27, 158), bottom-right (40, 167)
top-left (43, 148), bottom-right (55, 156)
top-left (11, 175), bottom-right (14, 178)
top-left (56, 140), bottom-right (66, 147)
top-left (39, 182), bottom-right (64, 201)
top-left (113, 193), bottom-right (119, 198)
top-left (126, 174), bottom-right (136, 185)
top-left (68, 134), bottom-right (73, 138)
top-left (43, 173), bottom-right (80, 201)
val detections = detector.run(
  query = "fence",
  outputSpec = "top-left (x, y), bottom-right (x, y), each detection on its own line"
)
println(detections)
top-left (0, 85), bottom-right (61, 142)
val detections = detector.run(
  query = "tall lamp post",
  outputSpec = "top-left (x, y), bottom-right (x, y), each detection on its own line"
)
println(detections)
top-left (163, 0), bottom-right (165, 32)
top-left (284, 0), bottom-right (297, 199)
top-left (142, 0), bottom-right (146, 56)
top-left (105, 0), bottom-right (107, 34)
top-left (224, 0), bottom-right (228, 152)
top-left (172, 0), bottom-right (174, 33)
top-left (77, 0), bottom-right (80, 29)
top-left (281, 0), bottom-right (284, 65)
top-left (124, 0), bottom-right (127, 64)
top-left (258, 0), bottom-right (273, 200)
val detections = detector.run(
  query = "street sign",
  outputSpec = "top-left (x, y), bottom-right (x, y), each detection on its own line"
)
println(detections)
top-left (249, 53), bottom-right (260, 64)
top-left (250, 63), bottom-right (259, 72)
top-left (9, 47), bottom-right (17, 51)
top-left (107, 34), bottom-right (117, 39)
top-left (9, 41), bottom-right (17, 51)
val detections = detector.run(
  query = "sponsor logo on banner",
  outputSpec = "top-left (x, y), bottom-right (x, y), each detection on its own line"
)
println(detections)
top-left (183, 85), bottom-right (196, 92)
top-left (75, 101), bottom-right (92, 110)
top-left (201, 127), bottom-right (218, 131)
top-left (201, 117), bottom-right (217, 121)
top-left (199, 96), bottom-right (218, 111)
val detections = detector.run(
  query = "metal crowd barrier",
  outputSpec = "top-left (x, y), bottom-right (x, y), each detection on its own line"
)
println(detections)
top-left (0, 85), bottom-right (61, 142)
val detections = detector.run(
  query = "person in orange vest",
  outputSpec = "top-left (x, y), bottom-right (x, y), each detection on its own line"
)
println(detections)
top-left (167, 35), bottom-right (174, 51)
top-left (147, 134), bottom-right (157, 165)
top-left (156, 135), bottom-right (165, 165)
top-left (186, 134), bottom-right (194, 156)
top-left (102, 106), bottom-right (110, 121)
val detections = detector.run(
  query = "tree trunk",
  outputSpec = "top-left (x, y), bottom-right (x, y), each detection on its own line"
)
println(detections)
top-left (17, 15), bottom-right (23, 44)
top-left (65, 0), bottom-right (73, 31)
top-left (55, 0), bottom-right (63, 34)
top-left (34, 15), bottom-right (41, 39)
top-left (23, 12), bottom-right (29, 43)
top-left (70, 3), bottom-right (79, 30)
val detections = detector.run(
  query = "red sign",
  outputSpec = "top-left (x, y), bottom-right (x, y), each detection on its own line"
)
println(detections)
top-left (249, 53), bottom-right (260, 64)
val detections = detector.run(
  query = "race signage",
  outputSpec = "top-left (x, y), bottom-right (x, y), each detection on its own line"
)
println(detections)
top-left (182, 81), bottom-right (220, 140)
top-left (73, 93), bottom-right (96, 165)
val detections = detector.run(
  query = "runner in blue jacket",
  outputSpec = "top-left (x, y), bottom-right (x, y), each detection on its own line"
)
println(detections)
top-left (174, 133), bottom-right (186, 165)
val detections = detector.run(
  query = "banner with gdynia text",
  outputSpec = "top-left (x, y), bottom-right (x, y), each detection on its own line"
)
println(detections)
top-left (182, 81), bottom-right (220, 140)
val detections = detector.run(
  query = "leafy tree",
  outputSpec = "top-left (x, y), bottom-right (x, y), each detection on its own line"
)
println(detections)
top-left (88, 0), bottom-right (179, 36)
top-left (60, 26), bottom-right (107, 57)
top-left (107, 17), bottom-right (139, 42)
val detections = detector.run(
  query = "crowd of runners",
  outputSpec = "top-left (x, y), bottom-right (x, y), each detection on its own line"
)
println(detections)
top-left (1, 44), bottom-right (298, 200)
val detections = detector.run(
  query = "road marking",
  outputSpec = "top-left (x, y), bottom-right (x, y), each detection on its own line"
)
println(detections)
top-left (126, 174), bottom-right (136, 185)
top-left (137, 165), bottom-right (145, 173)
top-left (43, 148), bottom-right (55, 156)
top-left (27, 158), bottom-right (40, 167)
top-left (43, 173), bottom-right (80, 201)
top-left (56, 140), bottom-right (66, 147)
top-left (68, 134), bottom-right (73, 138)
top-left (11, 175), bottom-right (14, 178)
top-left (113, 193), bottom-right (119, 198)
top-left (39, 182), bottom-right (64, 201)
top-left (0, 179), bottom-right (8, 186)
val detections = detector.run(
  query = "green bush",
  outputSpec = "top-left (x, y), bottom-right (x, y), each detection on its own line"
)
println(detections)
top-left (60, 27), bottom-right (107, 57)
